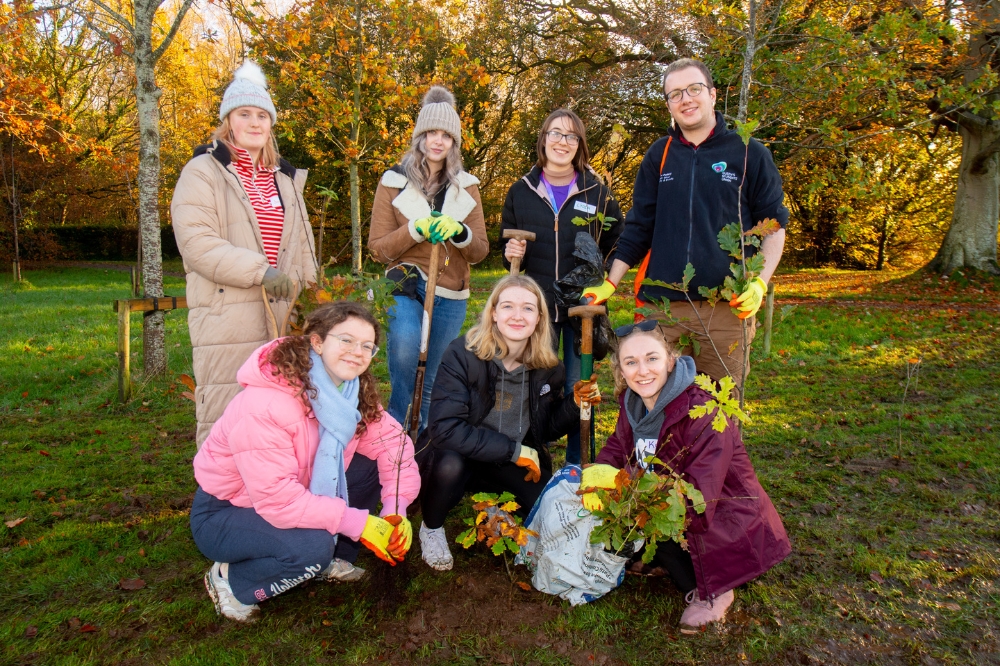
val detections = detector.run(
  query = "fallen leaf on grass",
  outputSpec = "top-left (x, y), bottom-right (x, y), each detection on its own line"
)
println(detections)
top-left (138, 548), bottom-right (146, 557)
top-left (179, 374), bottom-right (196, 391)
top-left (67, 618), bottom-right (81, 630)
top-left (516, 581), bottom-right (532, 591)
top-left (24, 626), bottom-right (37, 638)
top-left (38, 450), bottom-right (50, 457)
top-left (80, 623), bottom-right (98, 633)
top-left (869, 572), bottom-right (884, 584)
top-left (938, 601), bottom-right (961, 611)
top-left (119, 578), bottom-right (145, 591)
top-left (5, 517), bottom-right (26, 528)
top-left (115, 556), bottom-right (125, 563)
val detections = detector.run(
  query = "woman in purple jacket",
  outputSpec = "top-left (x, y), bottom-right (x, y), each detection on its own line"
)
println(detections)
top-left (582, 320), bottom-right (790, 633)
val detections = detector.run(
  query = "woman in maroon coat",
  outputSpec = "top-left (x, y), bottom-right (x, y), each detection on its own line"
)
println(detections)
top-left (583, 320), bottom-right (790, 633)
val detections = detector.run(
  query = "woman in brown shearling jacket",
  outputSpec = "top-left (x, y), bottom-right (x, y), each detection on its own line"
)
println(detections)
top-left (171, 62), bottom-right (317, 446)
top-left (368, 86), bottom-right (489, 433)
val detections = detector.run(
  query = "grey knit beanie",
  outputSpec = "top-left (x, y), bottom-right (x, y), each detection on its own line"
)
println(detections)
top-left (219, 61), bottom-right (277, 123)
top-left (412, 86), bottom-right (462, 146)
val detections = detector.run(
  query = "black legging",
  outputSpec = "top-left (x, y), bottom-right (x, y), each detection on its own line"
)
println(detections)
top-left (421, 449), bottom-right (552, 529)
top-left (646, 540), bottom-right (698, 594)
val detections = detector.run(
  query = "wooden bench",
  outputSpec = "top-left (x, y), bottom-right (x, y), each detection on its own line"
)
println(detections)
top-left (113, 296), bottom-right (187, 402)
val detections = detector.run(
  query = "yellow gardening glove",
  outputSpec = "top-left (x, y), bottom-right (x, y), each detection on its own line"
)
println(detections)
top-left (360, 515), bottom-right (398, 565)
top-left (428, 215), bottom-right (464, 243)
top-left (580, 464), bottom-right (619, 512)
top-left (384, 514), bottom-right (413, 560)
top-left (581, 278), bottom-right (617, 305)
top-left (413, 216), bottom-right (435, 241)
top-left (514, 446), bottom-right (541, 483)
top-left (730, 276), bottom-right (767, 320)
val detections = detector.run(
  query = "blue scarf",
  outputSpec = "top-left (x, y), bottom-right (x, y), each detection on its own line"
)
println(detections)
top-left (307, 350), bottom-right (361, 504)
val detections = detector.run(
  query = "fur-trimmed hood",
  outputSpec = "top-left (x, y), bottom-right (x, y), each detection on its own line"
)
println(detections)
top-left (380, 169), bottom-right (481, 224)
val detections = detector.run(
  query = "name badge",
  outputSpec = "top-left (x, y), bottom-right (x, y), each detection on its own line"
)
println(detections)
top-left (573, 200), bottom-right (597, 215)
top-left (635, 438), bottom-right (658, 469)
top-left (269, 195), bottom-right (282, 208)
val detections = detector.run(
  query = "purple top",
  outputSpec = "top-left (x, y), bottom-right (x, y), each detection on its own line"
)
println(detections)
top-left (541, 172), bottom-right (574, 212)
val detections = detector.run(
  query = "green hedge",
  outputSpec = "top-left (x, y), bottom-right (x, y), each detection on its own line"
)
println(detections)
top-left (0, 226), bottom-right (180, 262)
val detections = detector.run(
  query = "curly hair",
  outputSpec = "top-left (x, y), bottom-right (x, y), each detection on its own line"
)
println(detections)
top-left (264, 301), bottom-right (383, 435)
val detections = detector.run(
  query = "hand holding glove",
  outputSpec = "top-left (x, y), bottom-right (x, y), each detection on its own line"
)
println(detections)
top-left (514, 445), bottom-right (541, 483)
top-left (730, 276), bottom-right (767, 320)
top-left (580, 463), bottom-right (619, 512)
top-left (573, 374), bottom-right (601, 407)
top-left (581, 278), bottom-right (617, 305)
top-left (261, 267), bottom-right (295, 301)
top-left (428, 215), bottom-right (464, 244)
top-left (384, 514), bottom-right (413, 560)
top-left (360, 515), bottom-right (398, 565)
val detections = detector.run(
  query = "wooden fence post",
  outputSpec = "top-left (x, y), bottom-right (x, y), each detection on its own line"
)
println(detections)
top-left (762, 281), bottom-right (775, 357)
top-left (117, 300), bottom-right (131, 402)
top-left (130, 266), bottom-right (140, 297)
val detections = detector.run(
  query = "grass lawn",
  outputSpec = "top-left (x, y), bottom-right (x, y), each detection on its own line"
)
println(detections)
top-left (1, 265), bottom-right (998, 665)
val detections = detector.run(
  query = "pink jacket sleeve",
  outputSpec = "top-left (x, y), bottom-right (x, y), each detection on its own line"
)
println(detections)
top-left (352, 412), bottom-right (421, 517)
top-left (228, 413), bottom-right (368, 537)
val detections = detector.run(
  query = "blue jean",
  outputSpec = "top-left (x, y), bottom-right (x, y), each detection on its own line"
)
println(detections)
top-left (189, 454), bottom-right (381, 605)
top-left (386, 279), bottom-right (467, 432)
top-left (552, 319), bottom-right (582, 464)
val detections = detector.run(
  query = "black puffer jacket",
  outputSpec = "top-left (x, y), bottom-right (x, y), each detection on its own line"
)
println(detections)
top-left (500, 166), bottom-right (623, 321)
top-left (417, 336), bottom-right (580, 471)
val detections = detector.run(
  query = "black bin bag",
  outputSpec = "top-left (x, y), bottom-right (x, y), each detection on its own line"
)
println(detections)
top-left (552, 232), bottom-right (611, 362)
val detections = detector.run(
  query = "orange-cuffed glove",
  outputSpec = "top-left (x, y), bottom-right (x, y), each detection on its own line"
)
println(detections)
top-left (384, 514), bottom-right (413, 560)
top-left (581, 278), bottom-right (617, 305)
top-left (360, 515), bottom-right (398, 565)
top-left (730, 277), bottom-right (767, 320)
top-left (514, 446), bottom-right (541, 483)
top-left (573, 374), bottom-right (602, 407)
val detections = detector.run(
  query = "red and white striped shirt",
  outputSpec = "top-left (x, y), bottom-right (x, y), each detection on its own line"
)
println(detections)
top-left (231, 146), bottom-right (284, 267)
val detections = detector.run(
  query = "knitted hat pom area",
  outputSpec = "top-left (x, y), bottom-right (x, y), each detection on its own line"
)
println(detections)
top-left (412, 85), bottom-right (462, 146)
top-left (218, 61), bottom-right (278, 124)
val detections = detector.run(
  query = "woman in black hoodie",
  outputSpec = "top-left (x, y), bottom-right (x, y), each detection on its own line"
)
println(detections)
top-left (499, 109), bottom-right (623, 463)
top-left (415, 275), bottom-right (600, 571)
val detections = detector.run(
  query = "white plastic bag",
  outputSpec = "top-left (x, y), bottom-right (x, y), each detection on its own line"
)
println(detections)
top-left (516, 465), bottom-right (642, 606)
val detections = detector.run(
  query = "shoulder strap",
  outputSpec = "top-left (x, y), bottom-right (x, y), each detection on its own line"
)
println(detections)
top-left (659, 136), bottom-right (673, 173)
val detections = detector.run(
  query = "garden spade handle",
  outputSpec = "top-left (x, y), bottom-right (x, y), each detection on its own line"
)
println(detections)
top-left (568, 304), bottom-right (606, 465)
top-left (262, 280), bottom-right (299, 340)
top-left (502, 229), bottom-right (536, 275)
top-left (409, 240), bottom-right (443, 441)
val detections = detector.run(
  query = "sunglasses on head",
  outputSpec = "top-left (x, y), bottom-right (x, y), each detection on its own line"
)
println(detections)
top-left (613, 319), bottom-right (659, 338)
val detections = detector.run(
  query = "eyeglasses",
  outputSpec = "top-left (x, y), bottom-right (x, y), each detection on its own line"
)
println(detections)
top-left (613, 319), bottom-right (659, 338)
top-left (665, 82), bottom-right (709, 104)
top-left (545, 130), bottom-right (581, 146)
top-left (328, 333), bottom-right (378, 358)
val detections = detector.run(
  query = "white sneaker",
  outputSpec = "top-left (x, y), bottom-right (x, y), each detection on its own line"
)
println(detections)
top-left (419, 522), bottom-right (453, 571)
top-left (318, 557), bottom-right (366, 582)
top-left (204, 562), bottom-right (259, 623)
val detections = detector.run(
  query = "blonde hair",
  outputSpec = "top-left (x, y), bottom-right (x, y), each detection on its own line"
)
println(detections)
top-left (610, 325), bottom-right (681, 397)
top-left (400, 132), bottom-right (463, 201)
top-left (465, 275), bottom-right (559, 370)
top-left (210, 113), bottom-right (281, 170)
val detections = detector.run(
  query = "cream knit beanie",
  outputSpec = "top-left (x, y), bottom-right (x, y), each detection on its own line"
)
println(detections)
top-left (219, 61), bottom-right (277, 123)
top-left (412, 86), bottom-right (462, 146)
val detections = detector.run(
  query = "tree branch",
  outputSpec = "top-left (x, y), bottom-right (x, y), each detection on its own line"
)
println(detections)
top-left (152, 0), bottom-right (196, 61)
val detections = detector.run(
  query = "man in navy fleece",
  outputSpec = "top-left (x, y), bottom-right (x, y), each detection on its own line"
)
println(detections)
top-left (583, 58), bottom-right (789, 385)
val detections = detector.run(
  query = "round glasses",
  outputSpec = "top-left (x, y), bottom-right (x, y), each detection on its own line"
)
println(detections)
top-left (665, 82), bottom-right (709, 104)
top-left (328, 333), bottom-right (378, 357)
top-left (545, 130), bottom-right (581, 146)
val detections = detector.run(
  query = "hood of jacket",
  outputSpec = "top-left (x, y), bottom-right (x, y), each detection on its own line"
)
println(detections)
top-left (235, 338), bottom-right (299, 396)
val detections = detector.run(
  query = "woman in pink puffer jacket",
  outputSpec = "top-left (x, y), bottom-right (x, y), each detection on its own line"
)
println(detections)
top-left (190, 302), bottom-right (420, 622)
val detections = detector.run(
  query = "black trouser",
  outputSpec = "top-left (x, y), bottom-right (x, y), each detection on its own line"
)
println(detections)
top-left (641, 540), bottom-right (697, 594)
top-left (420, 449), bottom-right (552, 529)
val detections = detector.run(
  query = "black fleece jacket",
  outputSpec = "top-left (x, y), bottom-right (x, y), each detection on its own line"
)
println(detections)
top-left (613, 112), bottom-right (789, 302)
top-left (499, 166), bottom-right (623, 320)
top-left (417, 336), bottom-right (580, 471)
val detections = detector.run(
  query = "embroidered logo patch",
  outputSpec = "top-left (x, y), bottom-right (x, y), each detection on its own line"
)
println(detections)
top-left (712, 162), bottom-right (727, 173)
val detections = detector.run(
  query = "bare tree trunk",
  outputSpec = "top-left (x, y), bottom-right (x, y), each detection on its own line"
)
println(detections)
top-left (350, 0), bottom-right (363, 275)
top-left (929, 122), bottom-right (1000, 275)
top-left (133, 5), bottom-right (166, 375)
top-left (5, 137), bottom-right (21, 281)
top-left (876, 219), bottom-right (889, 270)
top-left (737, 0), bottom-right (757, 123)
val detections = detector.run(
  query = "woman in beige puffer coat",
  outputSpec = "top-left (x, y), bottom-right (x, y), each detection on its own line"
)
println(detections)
top-left (171, 62), bottom-right (317, 446)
